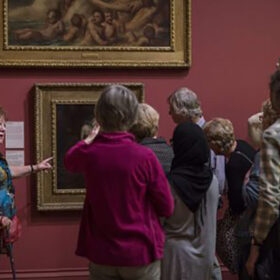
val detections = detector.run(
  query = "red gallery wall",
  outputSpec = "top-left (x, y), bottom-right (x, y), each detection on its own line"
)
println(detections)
top-left (0, 0), bottom-right (279, 279)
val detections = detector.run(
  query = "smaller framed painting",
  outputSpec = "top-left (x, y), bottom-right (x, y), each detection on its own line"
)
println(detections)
top-left (34, 82), bottom-right (144, 210)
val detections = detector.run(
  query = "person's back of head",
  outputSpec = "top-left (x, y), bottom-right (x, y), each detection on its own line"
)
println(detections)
top-left (130, 103), bottom-right (159, 142)
top-left (204, 118), bottom-right (235, 156)
top-left (96, 85), bottom-right (139, 132)
top-left (168, 87), bottom-right (202, 124)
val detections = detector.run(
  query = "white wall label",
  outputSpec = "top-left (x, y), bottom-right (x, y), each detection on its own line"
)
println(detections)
top-left (5, 121), bottom-right (24, 149)
top-left (6, 150), bottom-right (24, 166)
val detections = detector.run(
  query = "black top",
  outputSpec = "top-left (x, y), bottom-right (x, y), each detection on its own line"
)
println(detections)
top-left (226, 139), bottom-right (256, 214)
top-left (141, 137), bottom-right (174, 176)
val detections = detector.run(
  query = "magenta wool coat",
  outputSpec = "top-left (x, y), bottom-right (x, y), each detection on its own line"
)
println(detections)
top-left (64, 132), bottom-right (173, 266)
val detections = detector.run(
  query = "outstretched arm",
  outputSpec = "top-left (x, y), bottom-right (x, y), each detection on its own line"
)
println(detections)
top-left (10, 157), bottom-right (52, 179)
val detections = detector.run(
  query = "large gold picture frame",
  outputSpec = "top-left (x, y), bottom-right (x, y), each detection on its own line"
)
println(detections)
top-left (34, 83), bottom-right (144, 210)
top-left (0, 0), bottom-right (191, 68)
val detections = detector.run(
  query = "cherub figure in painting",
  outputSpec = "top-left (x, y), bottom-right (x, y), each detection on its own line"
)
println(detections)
top-left (13, 9), bottom-right (65, 42)
top-left (63, 13), bottom-right (86, 43)
top-left (81, 10), bottom-right (107, 46)
top-left (90, 0), bottom-right (157, 33)
top-left (90, 0), bottom-right (170, 46)
top-left (101, 10), bottom-right (118, 44)
top-left (133, 24), bottom-right (157, 46)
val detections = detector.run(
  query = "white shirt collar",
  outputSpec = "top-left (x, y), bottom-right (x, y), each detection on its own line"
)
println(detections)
top-left (196, 116), bottom-right (206, 128)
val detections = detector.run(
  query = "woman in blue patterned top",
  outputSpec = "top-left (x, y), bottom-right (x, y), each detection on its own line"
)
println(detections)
top-left (0, 107), bottom-right (52, 228)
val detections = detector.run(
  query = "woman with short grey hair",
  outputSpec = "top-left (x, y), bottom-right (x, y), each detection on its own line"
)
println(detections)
top-left (96, 84), bottom-right (139, 132)
top-left (65, 85), bottom-right (173, 280)
top-left (168, 87), bottom-right (203, 123)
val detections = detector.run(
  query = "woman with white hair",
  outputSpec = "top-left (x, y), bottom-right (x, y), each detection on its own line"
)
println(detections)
top-left (168, 87), bottom-right (226, 195)
top-left (64, 85), bottom-right (173, 280)
top-left (168, 87), bottom-right (203, 124)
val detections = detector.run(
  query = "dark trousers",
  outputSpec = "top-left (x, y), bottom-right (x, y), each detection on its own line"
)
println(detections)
top-left (239, 218), bottom-right (280, 280)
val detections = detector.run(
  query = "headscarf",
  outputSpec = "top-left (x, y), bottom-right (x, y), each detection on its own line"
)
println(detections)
top-left (170, 122), bottom-right (213, 213)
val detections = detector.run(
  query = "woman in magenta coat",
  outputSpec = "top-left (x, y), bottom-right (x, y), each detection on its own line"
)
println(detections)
top-left (64, 85), bottom-right (173, 280)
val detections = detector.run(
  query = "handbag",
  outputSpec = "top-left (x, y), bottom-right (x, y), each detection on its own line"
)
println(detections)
top-left (4, 215), bottom-right (22, 244)
top-left (216, 209), bottom-right (240, 274)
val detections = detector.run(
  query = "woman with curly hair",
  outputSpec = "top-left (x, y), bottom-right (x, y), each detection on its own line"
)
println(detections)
top-left (204, 118), bottom-right (256, 215)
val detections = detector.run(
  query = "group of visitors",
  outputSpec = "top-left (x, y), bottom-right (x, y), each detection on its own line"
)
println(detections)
top-left (1, 69), bottom-right (280, 280)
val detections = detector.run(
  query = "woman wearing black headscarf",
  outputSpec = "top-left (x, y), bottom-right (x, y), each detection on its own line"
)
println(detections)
top-left (161, 122), bottom-right (220, 280)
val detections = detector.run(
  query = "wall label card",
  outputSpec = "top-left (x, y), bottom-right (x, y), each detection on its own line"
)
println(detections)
top-left (6, 150), bottom-right (24, 166)
top-left (5, 121), bottom-right (24, 149)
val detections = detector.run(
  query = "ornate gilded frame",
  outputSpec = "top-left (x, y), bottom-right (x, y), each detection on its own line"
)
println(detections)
top-left (0, 0), bottom-right (191, 68)
top-left (34, 83), bottom-right (144, 210)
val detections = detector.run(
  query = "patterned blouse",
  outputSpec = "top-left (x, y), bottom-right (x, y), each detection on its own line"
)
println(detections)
top-left (254, 119), bottom-right (280, 244)
top-left (0, 153), bottom-right (15, 217)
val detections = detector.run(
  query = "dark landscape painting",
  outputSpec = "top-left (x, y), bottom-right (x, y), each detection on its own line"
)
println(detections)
top-left (56, 103), bottom-right (95, 190)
